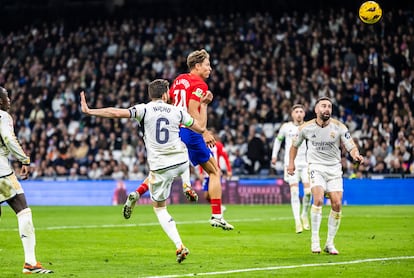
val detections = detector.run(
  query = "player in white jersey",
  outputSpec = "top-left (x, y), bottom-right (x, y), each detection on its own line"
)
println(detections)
top-left (271, 104), bottom-right (311, 234)
top-left (81, 79), bottom-right (211, 263)
top-left (287, 97), bottom-right (364, 255)
top-left (0, 87), bottom-right (53, 274)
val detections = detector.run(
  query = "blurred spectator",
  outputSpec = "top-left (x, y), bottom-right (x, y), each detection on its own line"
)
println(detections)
top-left (128, 164), bottom-right (145, 181)
top-left (246, 127), bottom-right (269, 175)
top-left (0, 7), bottom-right (412, 179)
top-left (232, 149), bottom-right (247, 175)
top-left (112, 181), bottom-right (127, 205)
top-left (88, 162), bottom-right (103, 180)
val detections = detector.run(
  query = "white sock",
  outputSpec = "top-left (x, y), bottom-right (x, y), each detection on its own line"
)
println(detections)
top-left (17, 208), bottom-right (37, 265)
top-left (181, 167), bottom-right (191, 190)
top-left (154, 207), bottom-right (182, 249)
top-left (301, 188), bottom-right (312, 218)
top-left (311, 205), bottom-right (322, 242)
top-left (290, 187), bottom-right (301, 224)
top-left (326, 210), bottom-right (341, 246)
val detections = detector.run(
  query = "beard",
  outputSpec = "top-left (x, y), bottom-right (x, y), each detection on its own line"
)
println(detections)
top-left (320, 112), bottom-right (331, 121)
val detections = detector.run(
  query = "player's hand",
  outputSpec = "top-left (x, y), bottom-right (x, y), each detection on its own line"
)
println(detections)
top-left (271, 158), bottom-right (277, 166)
top-left (20, 165), bottom-right (30, 180)
top-left (227, 171), bottom-right (232, 178)
top-left (350, 149), bottom-right (364, 165)
top-left (203, 130), bottom-right (216, 148)
top-left (354, 154), bottom-right (364, 164)
top-left (286, 164), bottom-right (295, 176)
top-left (80, 91), bottom-right (90, 114)
top-left (200, 90), bottom-right (213, 105)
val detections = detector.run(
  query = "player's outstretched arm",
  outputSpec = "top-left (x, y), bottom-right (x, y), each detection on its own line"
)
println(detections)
top-left (80, 91), bottom-right (130, 118)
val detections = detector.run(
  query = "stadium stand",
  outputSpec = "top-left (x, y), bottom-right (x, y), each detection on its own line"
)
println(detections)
top-left (0, 1), bottom-right (413, 179)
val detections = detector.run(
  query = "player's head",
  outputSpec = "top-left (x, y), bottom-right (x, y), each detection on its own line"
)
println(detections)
top-left (187, 49), bottom-right (211, 80)
top-left (291, 104), bottom-right (305, 124)
top-left (314, 96), bottom-right (332, 122)
top-left (0, 86), bottom-right (10, 112)
top-left (148, 79), bottom-right (170, 102)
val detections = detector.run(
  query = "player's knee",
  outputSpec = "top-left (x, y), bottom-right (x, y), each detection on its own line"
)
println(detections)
top-left (331, 202), bottom-right (342, 211)
top-left (313, 196), bottom-right (324, 206)
top-left (204, 164), bottom-right (220, 176)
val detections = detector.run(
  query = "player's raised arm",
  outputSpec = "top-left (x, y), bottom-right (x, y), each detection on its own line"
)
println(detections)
top-left (80, 91), bottom-right (130, 118)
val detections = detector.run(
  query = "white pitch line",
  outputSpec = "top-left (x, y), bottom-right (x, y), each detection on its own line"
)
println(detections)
top-left (143, 256), bottom-right (414, 278)
top-left (0, 217), bottom-right (292, 232)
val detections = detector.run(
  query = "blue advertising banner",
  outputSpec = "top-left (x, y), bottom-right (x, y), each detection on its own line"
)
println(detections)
top-left (6, 178), bottom-right (414, 206)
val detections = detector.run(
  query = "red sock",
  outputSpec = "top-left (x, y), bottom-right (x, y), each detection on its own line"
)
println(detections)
top-left (210, 198), bottom-right (222, 215)
top-left (136, 183), bottom-right (149, 196)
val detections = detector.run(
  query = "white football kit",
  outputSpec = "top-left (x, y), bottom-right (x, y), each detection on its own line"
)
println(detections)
top-left (128, 100), bottom-right (194, 201)
top-left (272, 121), bottom-right (308, 184)
top-left (0, 110), bottom-right (30, 202)
top-left (293, 118), bottom-right (356, 192)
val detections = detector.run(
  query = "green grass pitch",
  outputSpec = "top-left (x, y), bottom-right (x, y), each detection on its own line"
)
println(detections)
top-left (1, 204), bottom-right (413, 277)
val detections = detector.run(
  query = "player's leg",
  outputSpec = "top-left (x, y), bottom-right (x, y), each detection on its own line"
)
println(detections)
top-left (297, 166), bottom-right (311, 230)
top-left (123, 177), bottom-right (149, 219)
top-left (181, 165), bottom-right (198, 202)
top-left (323, 165), bottom-right (343, 255)
top-left (8, 197), bottom-right (53, 273)
top-left (308, 166), bottom-right (327, 253)
top-left (180, 128), bottom-right (233, 230)
top-left (324, 186), bottom-right (343, 255)
top-left (202, 174), bottom-right (227, 214)
top-left (151, 166), bottom-right (189, 263)
top-left (201, 158), bottom-right (233, 230)
top-left (4, 174), bottom-right (53, 274)
top-left (285, 168), bottom-right (302, 233)
top-left (301, 183), bottom-right (312, 230)
top-left (153, 201), bottom-right (189, 262)
top-left (310, 185), bottom-right (324, 253)
top-left (290, 184), bottom-right (302, 233)
top-left (7, 195), bottom-right (36, 269)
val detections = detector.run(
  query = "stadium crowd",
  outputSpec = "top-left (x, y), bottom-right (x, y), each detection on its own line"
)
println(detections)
top-left (0, 7), bottom-right (413, 180)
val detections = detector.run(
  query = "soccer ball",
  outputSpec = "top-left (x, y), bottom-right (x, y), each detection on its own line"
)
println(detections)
top-left (359, 1), bottom-right (382, 24)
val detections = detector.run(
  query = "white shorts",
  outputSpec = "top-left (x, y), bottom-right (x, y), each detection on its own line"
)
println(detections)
top-left (148, 162), bottom-right (189, 202)
top-left (0, 173), bottom-right (23, 203)
top-left (308, 163), bottom-right (343, 193)
top-left (284, 164), bottom-right (309, 185)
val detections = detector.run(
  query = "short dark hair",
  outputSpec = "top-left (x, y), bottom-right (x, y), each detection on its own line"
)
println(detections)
top-left (291, 104), bottom-right (304, 111)
top-left (148, 79), bottom-right (169, 99)
top-left (315, 96), bottom-right (332, 105)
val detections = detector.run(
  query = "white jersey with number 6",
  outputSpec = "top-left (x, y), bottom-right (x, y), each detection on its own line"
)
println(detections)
top-left (128, 100), bottom-right (194, 171)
